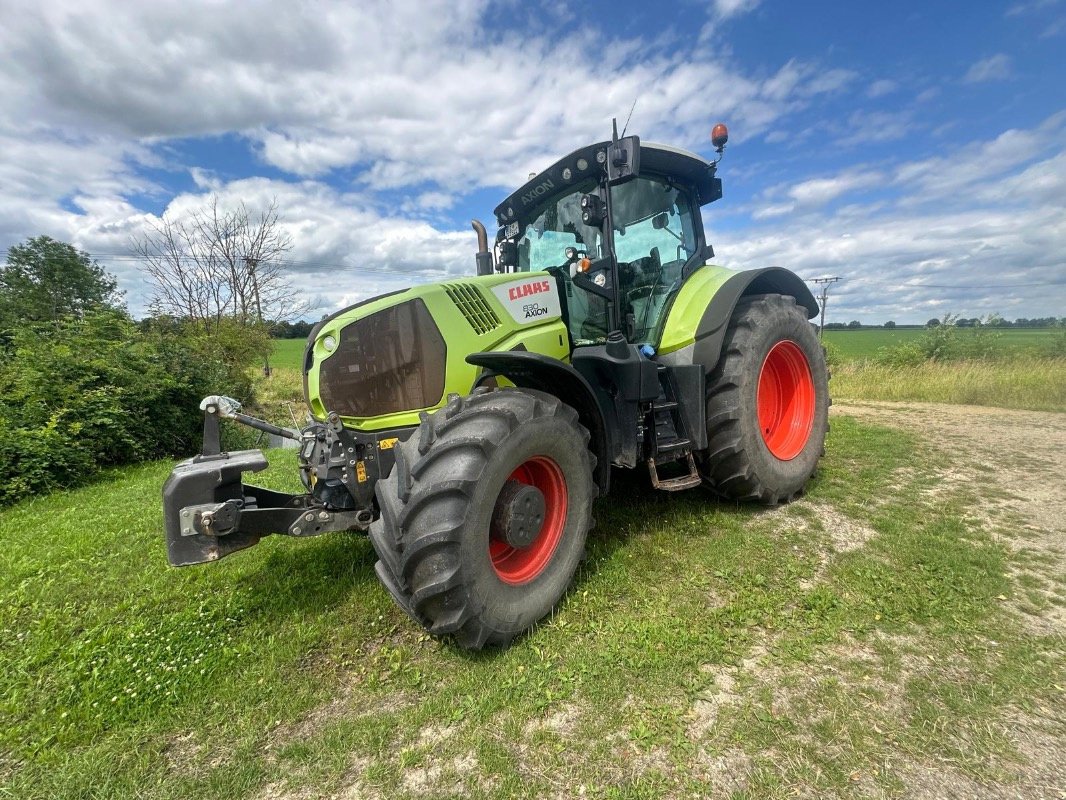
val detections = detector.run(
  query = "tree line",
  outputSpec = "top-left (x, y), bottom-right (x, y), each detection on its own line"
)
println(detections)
top-left (823, 316), bottom-right (1064, 330)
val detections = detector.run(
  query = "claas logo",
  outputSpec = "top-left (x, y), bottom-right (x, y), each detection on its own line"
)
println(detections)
top-left (507, 280), bottom-right (551, 302)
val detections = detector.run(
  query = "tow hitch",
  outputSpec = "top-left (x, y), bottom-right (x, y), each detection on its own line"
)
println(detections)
top-left (162, 397), bottom-right (374, 566)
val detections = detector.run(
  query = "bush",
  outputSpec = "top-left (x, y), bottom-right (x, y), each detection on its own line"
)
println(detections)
top-left (1041, 322), bottom-right (1066, 358)
top-left (0, 311), bottom-right (268, 505)
top-left (876, 313), bottom-right (1002, 366)
top-left (822, 339), bottom-right (843, 369)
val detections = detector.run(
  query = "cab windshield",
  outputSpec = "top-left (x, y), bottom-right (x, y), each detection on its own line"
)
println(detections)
top-left (515, 179), bottom-right (603, 272)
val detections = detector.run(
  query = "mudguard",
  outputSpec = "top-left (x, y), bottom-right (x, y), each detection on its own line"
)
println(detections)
top-left (656, 265), bottom-right (818, 370)
top-left (465, 351), bottom-right (611, 494)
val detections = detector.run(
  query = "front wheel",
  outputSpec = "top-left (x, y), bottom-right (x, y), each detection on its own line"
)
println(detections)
top-left (700, 293), bottom-right (829, 504)
top-left (368, 388), bottom-right (596, 649)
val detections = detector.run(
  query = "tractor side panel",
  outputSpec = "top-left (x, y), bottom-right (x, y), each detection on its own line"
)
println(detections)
top-left (306, 273), bottom-right (570, 431)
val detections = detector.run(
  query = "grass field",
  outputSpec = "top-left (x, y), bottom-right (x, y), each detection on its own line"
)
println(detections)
top-left (271, 338), bottom-right (306, 371)
top-left (831, 357), bottom-right (1066, 413)
top-left (823, 327), bottom-right (1059, 361)
top-left (3, 410), bottom-right (1064, 799)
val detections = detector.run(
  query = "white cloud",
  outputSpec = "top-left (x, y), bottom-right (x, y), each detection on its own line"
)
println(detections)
top-left (761, 59), bottom-right (857, 102)
top-left (713, 116), bottom-right (1066, 322)
top-left (787, 171), bottom-right (882, 205)
top-left (0, 0), bottom-right (865, 319)
top-left (963, 53), bottom-right (1012, 83)
top-left (1006, 0), bottom-right (1060, 17)
top-left (832, 110), bottom-right (911, 148)
top-left (699, 0), bottom-right (762, 41)
top-left (0, 0), bottom-right (849, 210)
top-left (751, 203), bottom-right (795, 220)
top-left (893, 113), bottom-right (1065, 197)
top-left (866, 79), bottom-right (898, 98)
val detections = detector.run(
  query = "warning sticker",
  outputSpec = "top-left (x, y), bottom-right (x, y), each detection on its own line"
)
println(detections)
top-left (491, 277), bottom-right (562, 325)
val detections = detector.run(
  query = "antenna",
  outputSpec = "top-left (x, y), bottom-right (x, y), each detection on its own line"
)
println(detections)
top-left (620, 98), bottom-right (638, 138)
top-left (811, 276), bottom-right (841, 339)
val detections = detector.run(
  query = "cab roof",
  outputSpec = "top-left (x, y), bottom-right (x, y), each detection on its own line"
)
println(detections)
top-left (493, 140), bottom-right (719, 230)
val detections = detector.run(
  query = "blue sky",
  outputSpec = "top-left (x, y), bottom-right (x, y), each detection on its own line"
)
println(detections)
top-left (1, 0), bottom-right (1064, 323)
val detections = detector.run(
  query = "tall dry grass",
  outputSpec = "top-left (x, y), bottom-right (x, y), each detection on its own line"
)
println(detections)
top-left (830, 356), bottom-right (1066, 412)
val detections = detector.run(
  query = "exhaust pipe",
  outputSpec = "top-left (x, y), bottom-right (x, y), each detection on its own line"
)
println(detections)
top-left (472, 219), bottom-right (495, 276)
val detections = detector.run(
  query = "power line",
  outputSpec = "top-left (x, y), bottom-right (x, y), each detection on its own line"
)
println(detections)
top-left (811, 277), bottom-right (840, 340)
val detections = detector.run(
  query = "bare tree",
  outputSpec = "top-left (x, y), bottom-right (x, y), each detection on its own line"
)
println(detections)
top-left (133, 197), bottom-right (313, 373)
top-left (133, 197), bottom-right (312, 324)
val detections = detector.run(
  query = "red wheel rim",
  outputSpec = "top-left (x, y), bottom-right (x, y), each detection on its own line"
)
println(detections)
top-left (757, 340), bottom-right (815, 461)
top-left (489, 456), bottom-right (568, 585)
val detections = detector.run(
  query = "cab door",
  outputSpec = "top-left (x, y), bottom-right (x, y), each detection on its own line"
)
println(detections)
top-left (609, 176), bottom-right (701, 346)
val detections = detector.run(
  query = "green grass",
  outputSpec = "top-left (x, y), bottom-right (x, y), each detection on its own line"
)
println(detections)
top-left (270, 338), bottom-right (306, 371)
top-left (2, 416), bottom-right (1063, 798)
top-left (822, 327), bottom-right (1059, 361)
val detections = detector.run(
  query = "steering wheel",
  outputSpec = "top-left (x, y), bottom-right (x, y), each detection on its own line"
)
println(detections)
top-left (623, 249), bottom-right (665, 303)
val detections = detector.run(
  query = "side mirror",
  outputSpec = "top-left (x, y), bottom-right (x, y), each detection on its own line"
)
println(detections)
top-left (607, 135), bottom-right (640, 185)
top-left (573, 271), bottom-right (613, 300)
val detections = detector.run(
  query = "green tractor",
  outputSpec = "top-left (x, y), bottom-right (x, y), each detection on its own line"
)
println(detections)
top-left (163, 123), bottom-right (829, 649)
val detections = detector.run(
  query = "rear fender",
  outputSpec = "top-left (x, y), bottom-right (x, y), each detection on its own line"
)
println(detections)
top-left (466, 351), bottom-right (611, 494)
top-left (657, 266), bottom-right (818, 370)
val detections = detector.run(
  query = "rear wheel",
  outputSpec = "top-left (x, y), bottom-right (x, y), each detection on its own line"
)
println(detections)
top-left (368, 388), bottom-right (596, 649)
top-left (700, 293), bottom-right (829, 504)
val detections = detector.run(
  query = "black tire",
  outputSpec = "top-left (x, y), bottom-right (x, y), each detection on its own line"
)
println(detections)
top-left (700, 293), bottom-right (829, 504)
top-left (368, 388), bottom-right (596, 650)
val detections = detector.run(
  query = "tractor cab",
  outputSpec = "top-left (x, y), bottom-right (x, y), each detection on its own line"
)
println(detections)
top-left (489, 136), bottom-right (724, 350)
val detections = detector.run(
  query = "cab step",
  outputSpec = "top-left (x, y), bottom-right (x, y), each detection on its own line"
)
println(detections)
top-left (647, 452), bottom-right (702, 492)
top-left (655, 437), bottom-right (692, 453)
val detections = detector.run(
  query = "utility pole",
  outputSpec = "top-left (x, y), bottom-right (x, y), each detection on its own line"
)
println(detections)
top-left (246, 256), bottom-right (271, 377)
top-left (811, 277), bottom-right (841, 340)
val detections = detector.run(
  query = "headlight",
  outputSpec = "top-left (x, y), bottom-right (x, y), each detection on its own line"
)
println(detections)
top-left (322, 334), bottom-right (337, 352)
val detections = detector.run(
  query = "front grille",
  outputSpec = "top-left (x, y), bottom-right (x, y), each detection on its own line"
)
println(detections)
top-left (444, 283), bottom-right (501, 335)
top-left (317, 299), bottom-right (446, 418)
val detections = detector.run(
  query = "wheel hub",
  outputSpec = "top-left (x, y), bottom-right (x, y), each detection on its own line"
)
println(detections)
top-left (491, 480), bottom-right (546, 548)
top-left (757, 339), bottom-right (816, 461)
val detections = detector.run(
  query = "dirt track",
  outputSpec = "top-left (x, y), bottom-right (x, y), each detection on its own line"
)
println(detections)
top-left (832, 401), bottom-right (1066, 799)
top-left (833, 400), bottom-right (1065, 539)
top-left (834, 401), bottom-right (1066, 634)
